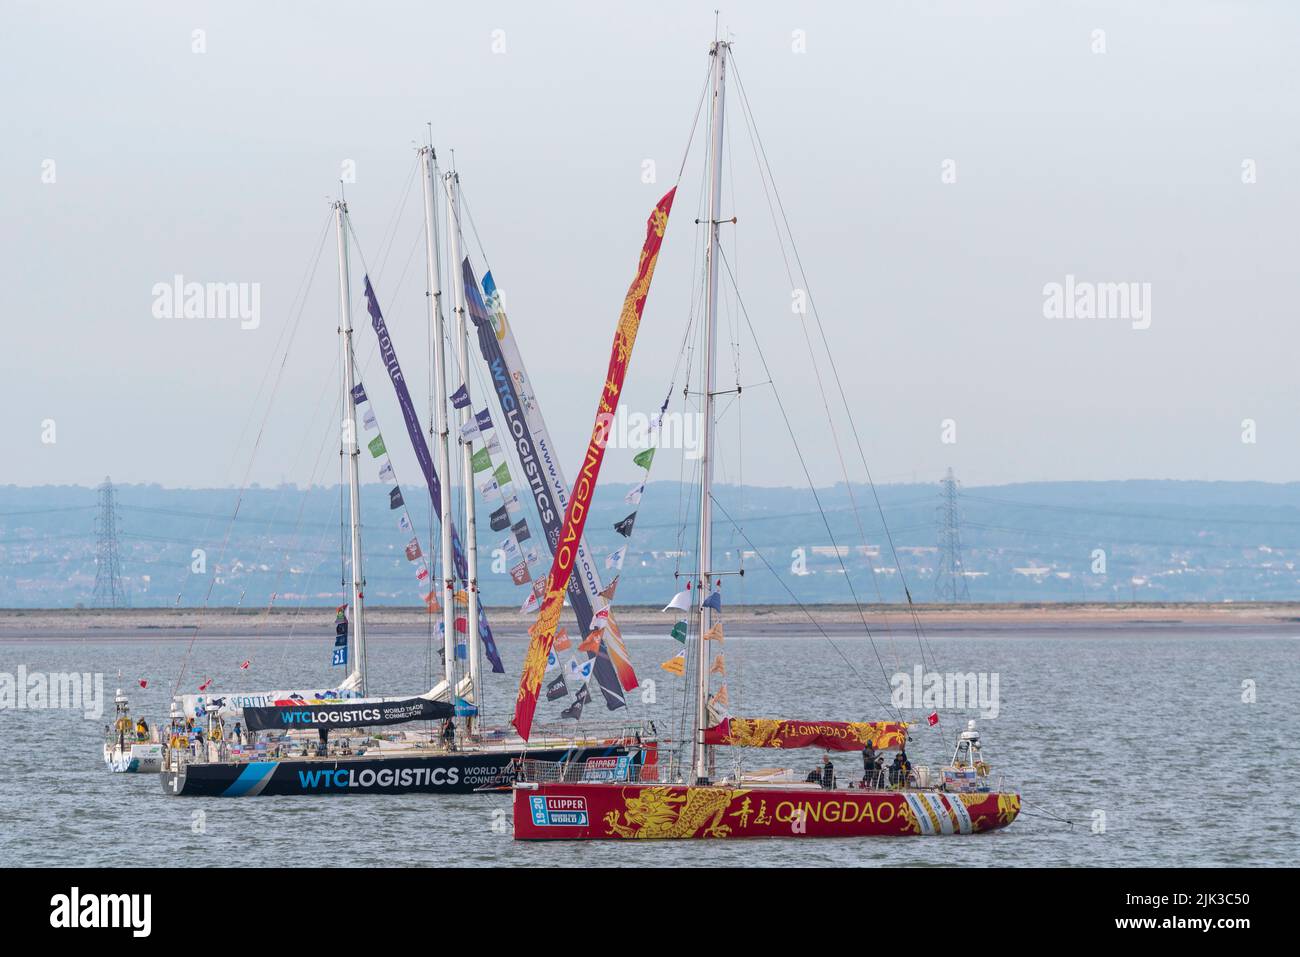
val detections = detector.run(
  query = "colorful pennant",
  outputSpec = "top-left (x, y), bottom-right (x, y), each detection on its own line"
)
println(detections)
top-left (512, 187), bottom-right (677, 741)
top-left (348, 379), bottom-right (435, 612)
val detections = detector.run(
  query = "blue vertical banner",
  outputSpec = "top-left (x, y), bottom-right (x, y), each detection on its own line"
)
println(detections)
top-left (362, 276), bottom-right (503, 673)
top-left (332, 605), bottom-right (349, 666)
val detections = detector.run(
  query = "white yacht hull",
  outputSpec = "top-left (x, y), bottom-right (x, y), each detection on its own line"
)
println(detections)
top-left (104, 742), bottom-right (163, 774)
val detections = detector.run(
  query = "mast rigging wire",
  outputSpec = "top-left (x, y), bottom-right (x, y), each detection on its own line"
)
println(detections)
top-left (715, 243), bottom-right (899, 707)
top-left (171, 160), bottom-right (426, 697)
top-left (708, 494), bottom-right (901, 720)
top-left (730, 52), bottom-right (948, 698)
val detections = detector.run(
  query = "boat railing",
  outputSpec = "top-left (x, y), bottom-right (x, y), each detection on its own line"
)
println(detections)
top-left (516, 749), bottom-right (686, 786)
top-left (471, 719), bottom-right (658, 751)
top-left (163, 718), bottom-right (662, 769)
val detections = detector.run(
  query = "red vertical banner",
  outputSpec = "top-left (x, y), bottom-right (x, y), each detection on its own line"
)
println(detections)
top-left (513, 188), bottom-right (677, 740)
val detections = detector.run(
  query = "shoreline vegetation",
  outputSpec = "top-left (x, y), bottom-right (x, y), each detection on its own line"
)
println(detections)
top-left (2, 602), bottom-right (1299, 639)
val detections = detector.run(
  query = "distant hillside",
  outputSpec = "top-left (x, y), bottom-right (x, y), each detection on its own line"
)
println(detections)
top-left (3, 479), bottom-right (1299, 608)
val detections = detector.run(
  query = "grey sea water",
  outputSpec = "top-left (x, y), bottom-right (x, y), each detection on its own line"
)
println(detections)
top-left (1, 627), bottom-right (1297, 867)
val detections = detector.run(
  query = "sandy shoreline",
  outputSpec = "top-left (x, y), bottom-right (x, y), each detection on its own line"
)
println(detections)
top-left (2, 603), bottom-right (1298, 639)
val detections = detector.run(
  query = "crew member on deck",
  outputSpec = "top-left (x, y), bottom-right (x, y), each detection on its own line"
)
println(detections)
top-left (442, 717), bottom-right (457, 752)
top-left (115, 713), bottom-right (132, 752)
top-left (864, 756), bottom-right (883, 789)
top-left (805, 766), bottom-right (821, 783)
top-left (820, 754), bottom-right (836, 790)
top-left (888, 752), bottom-right (904, 787)
top-left (862, 743), bottom-right (877, 785)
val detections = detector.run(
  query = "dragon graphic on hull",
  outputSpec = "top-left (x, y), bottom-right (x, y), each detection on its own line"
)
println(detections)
top-left (514, 782), bottom-right (1020, 840)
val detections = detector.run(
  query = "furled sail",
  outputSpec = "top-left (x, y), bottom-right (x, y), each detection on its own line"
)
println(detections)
top-left (362, 276), bottom-right (504, 673)
top-left (463, 259), bottom-right (636, 709)
top-left (702, 718), bottom-right (909, 751)
top-left (425, 673), bottom-right (474, 705)
top-left (513, 187), bottom-right (676, 741)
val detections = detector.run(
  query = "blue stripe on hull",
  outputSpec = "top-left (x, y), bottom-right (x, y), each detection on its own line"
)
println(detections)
top-left (222, 761), bottom-right (277, 797)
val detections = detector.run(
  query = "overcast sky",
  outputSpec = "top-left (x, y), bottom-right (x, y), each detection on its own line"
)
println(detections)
top-left (4, 1), bottom-right (1299, 492)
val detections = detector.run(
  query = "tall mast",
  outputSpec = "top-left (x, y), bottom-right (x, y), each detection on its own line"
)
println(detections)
top-left (445, 169), bottom-right (484, 717)
top-left (420, 146), bottom-right (457, 695)
top-left (334, 200), bottom-right (367, 696)
top-left (694, 40), bottom-right (728, 784)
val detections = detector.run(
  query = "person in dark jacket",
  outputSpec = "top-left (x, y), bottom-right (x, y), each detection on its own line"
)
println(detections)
top-left (820, 754), bottom-right (836, 790)
top-left (862, 744), bottom-right (877, 785)
top-left (864, 756), bottom-right (884, 789)
top-left (441, 717), bottom-right (457, 751)
top-left (888, 753), bottom-right (904, 787)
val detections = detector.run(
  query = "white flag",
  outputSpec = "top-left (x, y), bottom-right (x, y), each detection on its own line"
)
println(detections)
top-left (399, 514), bottom-right (412, 532)
top-left (567, 657), bottom-right (594, 682)
top-left (519, 591), bottom-right (540, 614)
top-left (624, 484), bottom-right (644, 505)
top-left (478, 476), bottom-right (499, 497)
top-left (606, 546), bottom-right (627, 571)
top-left (663, 589), bottom-right (691, 612)
top-left (378, 461), bottom-right (395, 483)
top-left (459, 419), bottom-right (480, 442)
top-left (503, 493), bottom-right (523, 514)
top-left (485, 434), bottom-right (502, 456)
top-left (362, 408), bottom-right (378, 431)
